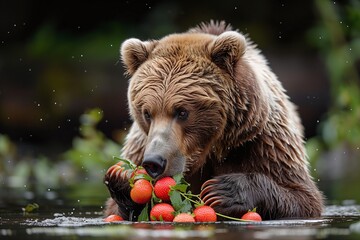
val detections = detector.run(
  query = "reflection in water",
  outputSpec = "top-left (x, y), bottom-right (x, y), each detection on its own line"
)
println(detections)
top-left (0, 205), bottom-right (358, 240)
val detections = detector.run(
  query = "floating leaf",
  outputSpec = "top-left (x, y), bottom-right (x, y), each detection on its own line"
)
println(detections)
top-left (22, 203), bottom-right (39, 213)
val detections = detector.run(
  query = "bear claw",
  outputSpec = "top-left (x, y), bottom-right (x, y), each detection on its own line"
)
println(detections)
top-left (200, 178), bottom-right (223, 207)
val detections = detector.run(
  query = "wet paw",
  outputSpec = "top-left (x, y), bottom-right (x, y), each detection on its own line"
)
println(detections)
top-left (104, 162), bottom-right (133, 197)
top-left (104, 162), bottom-right (140, 220)
top-left (200, 175), bottom-right (253, 218)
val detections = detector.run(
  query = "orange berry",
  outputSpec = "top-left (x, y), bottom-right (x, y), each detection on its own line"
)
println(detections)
top-left (241, 211), bottom-right (262, 221)
top-left (130, 179), bottom-right (153, 204)
top-left (193, 206), bottom-right (217, 222)
top-left (150, 203), bottom-right (175, 221)
top-left (173, 213), bottom-right (195, 222)
top-left (103, 214), bottom-right (123, 222)
top-left (154, 177), bottom-right (176, 201)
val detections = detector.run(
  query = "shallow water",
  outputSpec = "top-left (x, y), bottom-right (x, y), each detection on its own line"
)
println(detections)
top-left (0, 185), bottom-right (359, 239)
top-left (1, 204), bottom-right (359, 240)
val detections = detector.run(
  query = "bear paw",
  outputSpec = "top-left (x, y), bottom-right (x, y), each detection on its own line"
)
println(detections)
top-left (104, 162), bottom-right (141, 220)
top-left (200, 175), bottom-right (255, 218)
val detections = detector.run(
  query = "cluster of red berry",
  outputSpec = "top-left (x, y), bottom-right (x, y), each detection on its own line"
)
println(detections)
top-left (104, 158), bottom-right (262, 223)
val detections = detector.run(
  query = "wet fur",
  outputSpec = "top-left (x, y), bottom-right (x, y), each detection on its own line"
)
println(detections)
top-left (104, 20), bottom-right (324, 220)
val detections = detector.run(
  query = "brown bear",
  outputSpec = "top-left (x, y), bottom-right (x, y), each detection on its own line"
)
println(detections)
top-left (104, 20), bottom-right (324, 220)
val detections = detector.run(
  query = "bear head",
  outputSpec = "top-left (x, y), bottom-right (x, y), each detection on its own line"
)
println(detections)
top-left (121, 29), bottom-right (268, 179)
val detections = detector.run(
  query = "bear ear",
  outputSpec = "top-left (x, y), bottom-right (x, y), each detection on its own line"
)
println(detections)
top-left (120, 38), bottom-right (158, 75)
top-left (208, 31), bottom-right (247, 74)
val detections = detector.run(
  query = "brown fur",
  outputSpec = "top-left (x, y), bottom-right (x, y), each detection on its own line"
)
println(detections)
top-left (104, 21), bottom-right (324, 220)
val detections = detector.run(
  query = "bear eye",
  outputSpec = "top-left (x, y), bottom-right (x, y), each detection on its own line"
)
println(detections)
top-left (143, 110), bottom-right (151, 122)
top-left (175, 108), bottom-right (189, 121)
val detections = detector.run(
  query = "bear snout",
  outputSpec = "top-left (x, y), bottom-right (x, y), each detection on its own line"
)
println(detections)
top-left (142, 154), bottom-right (167, 179)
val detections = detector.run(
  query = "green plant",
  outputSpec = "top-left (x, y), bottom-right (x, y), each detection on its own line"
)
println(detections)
top-left (63, 108), bottom-right (122, 181)
top-left (306, 0), bottom-right (360, 202)
top-left (307, 0), bottom-right (360, 161)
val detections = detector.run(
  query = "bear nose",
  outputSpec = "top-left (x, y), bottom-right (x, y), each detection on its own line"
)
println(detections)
top-left (142, 154), bottom-right (167, 179)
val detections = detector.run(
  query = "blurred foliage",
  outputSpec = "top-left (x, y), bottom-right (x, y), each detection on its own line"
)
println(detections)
top-left (306, 0), bottom-right (360, 202)
top-left (0, 108), bottom-right (122, 199)
top-left (63, 108), bottom-right (122, 179)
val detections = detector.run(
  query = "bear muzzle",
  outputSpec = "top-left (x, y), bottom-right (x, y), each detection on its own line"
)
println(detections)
top-left (142, 154), bottom-right (167, 179)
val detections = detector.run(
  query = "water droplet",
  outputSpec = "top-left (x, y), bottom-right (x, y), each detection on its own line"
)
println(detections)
top-left (234, 6), bottom-right (237, 10)
top-left (40, 118), bottom-right (43, 121)
top-left (48, 188), bottom-right (51, 191)
top-left (80, 54), bottom-right (83, 58)
top-left (14, 23), bottom-right (17, 27)
top-left (316, 120), bottom-right (320, 123)
top-left (110, 44), bottom-right (113, 47)
top-left (313, 168), bottom-right (317, 172)
top-left (29, 68), bottom-right (32, 71)
top-left (77, 199), bottom-right (80, 203)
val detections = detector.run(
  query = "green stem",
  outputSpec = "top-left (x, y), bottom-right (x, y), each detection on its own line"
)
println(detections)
top-left (183, 192), bottom-right (203, 203)
top-left (178, 191), bottom-right (200, 205)
top-left (215, 212), bottom-right (248, 222)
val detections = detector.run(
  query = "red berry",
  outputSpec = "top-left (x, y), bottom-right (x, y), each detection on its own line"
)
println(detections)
top-left (131, 168), bottom-right (148, 177)
top-left (241, 211), bottom-right (262, 221)
top-left (173, 213), bottom-right (195, 222)
top-left (154, 177), bottom-right (176, 201)
top-left (150, 203), bottom-right (175, 221)
top-left (135, 168), bottom-right (148, 175)
top-left (193, 206), bottom-right (217, 222)
top-left (130, 179), bottom-right (153, 204)
top-left (103, 214), bottom-right (123, 222)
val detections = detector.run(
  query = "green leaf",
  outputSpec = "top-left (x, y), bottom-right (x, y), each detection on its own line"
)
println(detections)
top-left (171, 184), bottom-right (188, 193)
top-left (22, 203), bottom-right (39, 213)
top-left (138, 203), bottom-right (149, 221)
top-left (134, 174), bottom-right (153, 182)
top-left (173, 174), bottom-right (184, 184)
top-left (178, 199), bottom-right (193, 213)
top-left (170, 190), bottom-right (183, 210)
top-left (113, 157), bottom-right (137, 170)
